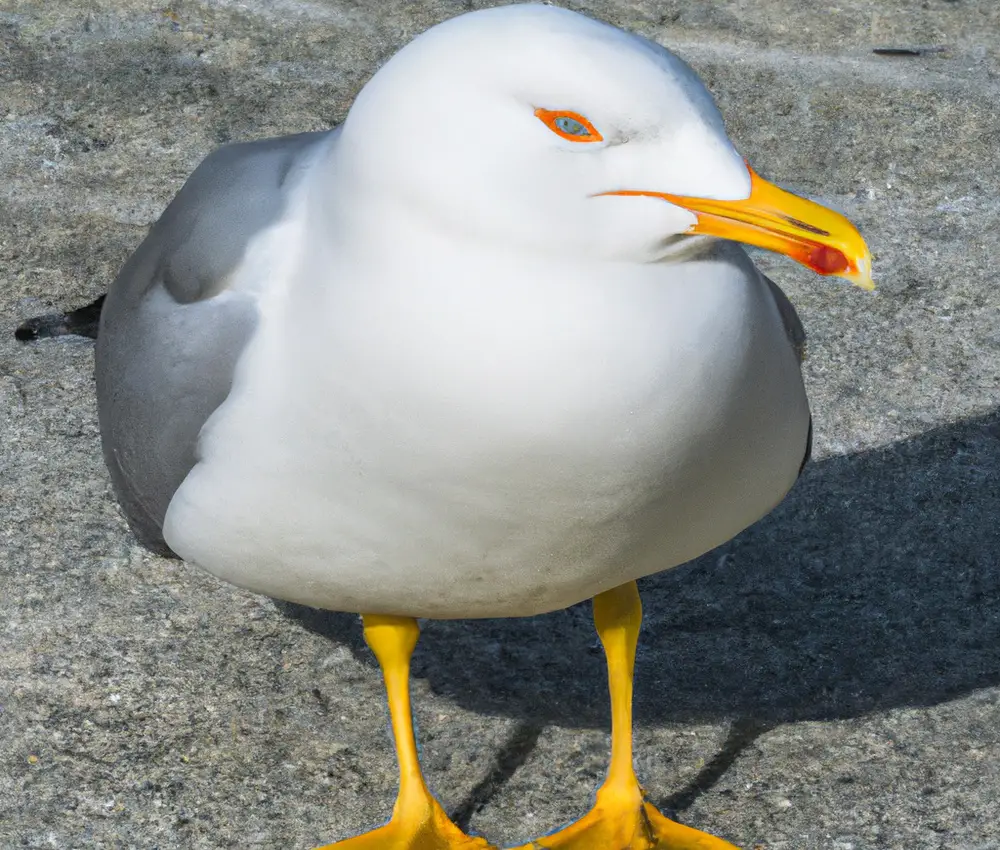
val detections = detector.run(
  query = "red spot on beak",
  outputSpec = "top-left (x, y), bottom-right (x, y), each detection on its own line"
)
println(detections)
top-left (807, 244), bottom-right (850, 276)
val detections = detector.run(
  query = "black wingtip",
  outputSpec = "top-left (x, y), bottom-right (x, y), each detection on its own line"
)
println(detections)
top-left (14, 321), bottom-right (43, 341)
top-left (15, 294), bottom-right (106, 342)
top-left (798, 415), bottom-right (814, 477)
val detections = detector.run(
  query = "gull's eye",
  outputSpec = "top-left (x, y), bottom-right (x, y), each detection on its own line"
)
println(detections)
top-left (535, 108), bottom-right (603, 143)
top-left (556, 116), bottom-right (587, 135)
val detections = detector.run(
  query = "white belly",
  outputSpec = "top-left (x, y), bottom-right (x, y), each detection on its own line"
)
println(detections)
top-left (163, 241), bottom-right (808, 618)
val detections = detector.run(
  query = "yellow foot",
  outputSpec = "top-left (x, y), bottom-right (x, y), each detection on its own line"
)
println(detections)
top-left (512, 581), bottom-right (742, 848)
top-left (316, 792), bottom-right (496, 850)
top-left (513, 786), bottom-right (739, 850)
top-left (315, 613), bottom-right (498, 850)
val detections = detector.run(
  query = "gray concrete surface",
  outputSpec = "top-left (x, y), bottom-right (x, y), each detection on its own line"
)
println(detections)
top-left (2, 1), bottom-right (999, 848)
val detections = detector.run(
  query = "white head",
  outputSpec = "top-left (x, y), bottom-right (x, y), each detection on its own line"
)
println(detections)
top-left (337, 4), bottom-right (871, 281)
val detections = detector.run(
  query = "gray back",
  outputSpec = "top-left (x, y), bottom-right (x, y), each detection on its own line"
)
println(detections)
top-left (96, 130), bottom-right (331, 554)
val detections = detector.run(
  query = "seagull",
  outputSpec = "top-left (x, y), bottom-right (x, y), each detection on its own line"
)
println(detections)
top-left (93, 4), bottom-right (872, 849)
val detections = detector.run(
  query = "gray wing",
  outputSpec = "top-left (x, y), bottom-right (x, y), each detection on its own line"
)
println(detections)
top-left (762, 273), bottom-right (807, 364)
top-left (761, 273), bottom-right (812, 473)
top-left (96, 129), bottom-right (333, 555)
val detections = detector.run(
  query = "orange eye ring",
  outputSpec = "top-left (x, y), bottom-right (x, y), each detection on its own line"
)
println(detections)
top-left (535, 108), bottom-right (604, 143)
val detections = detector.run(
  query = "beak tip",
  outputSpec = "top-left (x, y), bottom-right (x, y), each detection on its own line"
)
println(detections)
top-left (850, 253), bottom-right (875, 291)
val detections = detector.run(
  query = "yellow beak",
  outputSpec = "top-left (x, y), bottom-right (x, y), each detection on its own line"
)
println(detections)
top-left (604, 167), bottom-right (874, 290)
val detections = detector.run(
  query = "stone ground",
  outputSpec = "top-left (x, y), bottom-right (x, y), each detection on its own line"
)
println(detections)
top-left (2, 0), bottom-right (999, 848)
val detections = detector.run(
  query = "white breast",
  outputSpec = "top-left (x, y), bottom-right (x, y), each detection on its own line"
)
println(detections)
top-left (163, 214), bottom-right (808, 619)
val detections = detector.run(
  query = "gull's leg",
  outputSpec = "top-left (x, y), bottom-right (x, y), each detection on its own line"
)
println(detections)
top-left (513, 582), bottom-right (740, 850)
top-left (317, 614), bottom-right (495, 850)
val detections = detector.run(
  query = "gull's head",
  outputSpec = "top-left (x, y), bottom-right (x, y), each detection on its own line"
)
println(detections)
top-left (339, 4), bottom-right (871, 287)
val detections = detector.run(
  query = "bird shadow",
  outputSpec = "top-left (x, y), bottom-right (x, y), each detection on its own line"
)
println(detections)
top-left (281, 407), bottom-right (1000, 731)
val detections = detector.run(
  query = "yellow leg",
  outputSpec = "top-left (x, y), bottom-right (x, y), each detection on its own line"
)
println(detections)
top-left (316, 614), bottom-right (496, 850)
top-left (513, 582), bottom-right (740, 850)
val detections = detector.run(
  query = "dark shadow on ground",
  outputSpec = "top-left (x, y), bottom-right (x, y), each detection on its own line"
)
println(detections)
top-left (282, 407), bottom-right (1000, 727)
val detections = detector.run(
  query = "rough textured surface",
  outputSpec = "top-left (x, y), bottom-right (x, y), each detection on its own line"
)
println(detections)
top-left (2, 1), bottom-right (999, 848)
